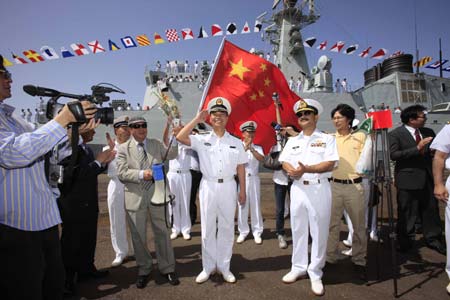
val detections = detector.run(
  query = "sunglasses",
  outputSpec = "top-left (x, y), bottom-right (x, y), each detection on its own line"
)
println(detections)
top-left (130, 123), bottom-right (147, 129)
top-left (296, 110), bottom-right (314, 117)
top-left (0, 69), bottom-right (12, 80)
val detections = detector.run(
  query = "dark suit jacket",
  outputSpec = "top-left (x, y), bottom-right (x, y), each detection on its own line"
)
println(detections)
top-left (389, 125), bottom-right (435, 190)
top-left (58, 145), bottom-right (105, 222)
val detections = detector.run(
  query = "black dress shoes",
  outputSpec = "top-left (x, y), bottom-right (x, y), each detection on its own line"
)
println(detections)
top-left (164, 272), bottom-right (180, 285)
top-left (136, 274), bottom-right (151, 289)
top-left (353, 264), bottom-right (367, 282)
top-left (78, 269), bottom-right (109, 281)
top-left (427, 240), bottom-right (446, 255)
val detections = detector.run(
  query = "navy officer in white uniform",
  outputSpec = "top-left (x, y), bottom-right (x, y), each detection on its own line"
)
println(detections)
top-left (430, 124), bottom-right (450, 295)
top-left (176, 97), bottom-right (247, 284)
top-left (236, 121), bottom-right (265, 245)
top-left (278, 98), bottom-right (339, 296)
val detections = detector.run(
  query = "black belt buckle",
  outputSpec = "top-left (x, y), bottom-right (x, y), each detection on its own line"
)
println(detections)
top-left (176, 170), bottom-right (182, 174)
top-left (218, 178), bottom-right (224, 183)
top-left (303, 181), bottom-right (309, 185)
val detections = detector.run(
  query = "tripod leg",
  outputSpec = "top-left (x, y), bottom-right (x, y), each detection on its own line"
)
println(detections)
top-left (381, 129), bottom-right (398, 297)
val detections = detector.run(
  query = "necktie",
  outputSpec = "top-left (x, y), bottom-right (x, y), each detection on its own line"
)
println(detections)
top-left (414, 129), bottom-right (421, 144)
top-left (138, 143), bottom-right (153, 190)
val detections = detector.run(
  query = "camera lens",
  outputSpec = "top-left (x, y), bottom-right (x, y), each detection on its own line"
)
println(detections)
top-left (95, 107), bottom-right (114, 125)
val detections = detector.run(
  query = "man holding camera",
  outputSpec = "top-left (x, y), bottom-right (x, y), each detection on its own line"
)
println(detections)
top-left (0, 55), bottom-right (98, 300)
top-left (117, 116), bottom-right (180, 289)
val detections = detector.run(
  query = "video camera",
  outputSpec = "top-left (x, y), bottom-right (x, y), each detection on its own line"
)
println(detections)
top-left (23, 83), bottom-right (125, 125)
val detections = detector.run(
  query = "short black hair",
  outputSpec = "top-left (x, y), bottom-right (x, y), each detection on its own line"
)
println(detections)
top-left (331, 104), bottom-right (355, 126)
top-left (0, 55), bottom-right (5, 71)
top-left (400, 105), bottom-right (426, 124)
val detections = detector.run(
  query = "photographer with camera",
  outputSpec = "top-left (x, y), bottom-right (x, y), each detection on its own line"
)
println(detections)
top-left (0, 55), bottom-right (98, 300)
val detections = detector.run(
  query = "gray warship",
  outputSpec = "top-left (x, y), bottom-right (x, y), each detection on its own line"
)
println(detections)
top-left (88, 0), bottom-right (450, 149)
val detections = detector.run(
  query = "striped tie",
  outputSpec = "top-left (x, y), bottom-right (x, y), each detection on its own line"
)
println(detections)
top-left (138, 143), bottom-right (153, 190)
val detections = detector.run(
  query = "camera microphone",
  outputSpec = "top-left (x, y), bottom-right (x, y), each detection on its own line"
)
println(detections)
top-left (271, 122), bottom-right (282, 131)
top-left (91, 85), bottom-right (124, 94)
top-left (23, 85), bottom-right (60, 97)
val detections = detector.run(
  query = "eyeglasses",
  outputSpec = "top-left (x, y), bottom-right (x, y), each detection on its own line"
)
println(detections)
top-left (130, 123), bottom-right (147, 129)
top-left (0, 69), bottom-right (12, 80)
top-left (296, 110), bottom-right (313, 118)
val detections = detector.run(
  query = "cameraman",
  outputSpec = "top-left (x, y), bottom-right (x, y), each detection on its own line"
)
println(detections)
top-left (0, 55), bottom-right (97, 300)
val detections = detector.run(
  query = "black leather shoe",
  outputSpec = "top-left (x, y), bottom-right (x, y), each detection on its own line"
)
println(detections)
top-left (427, 241), bottom-right (446, 255)
top-left (164, 272), bottom-right (180, 286)
top-left (78, 269), bottom-right (109, 281)
top-left (136, 274), bottom-right (150, 289)
top-left (353, 264), bottom-right (367, 282)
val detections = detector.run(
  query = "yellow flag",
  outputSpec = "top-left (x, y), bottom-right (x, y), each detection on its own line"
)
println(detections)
top-left (154, 33), bottom-right (165, 45)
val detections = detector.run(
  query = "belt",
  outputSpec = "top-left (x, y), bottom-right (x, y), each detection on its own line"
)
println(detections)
top-left (169, 169), bottom-right (190, 174)
top-left (203, 176), bottom-right (235, 183)
top-left (330, 177), bottom-right (363, 184)
top-left (299, 179), bottom-right (324, 185)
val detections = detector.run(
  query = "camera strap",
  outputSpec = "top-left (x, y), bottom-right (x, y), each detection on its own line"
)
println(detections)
top-left (63, 124), bottom-right (80, 191)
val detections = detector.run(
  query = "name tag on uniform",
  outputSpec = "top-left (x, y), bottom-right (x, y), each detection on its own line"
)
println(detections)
top-left (230, 146), bottom-right (236, 149)
top-left (204, 142), bottom-right (211, 146)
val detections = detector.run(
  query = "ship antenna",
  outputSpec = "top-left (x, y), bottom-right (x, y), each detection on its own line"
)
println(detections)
top-left (414, 0), bottom-right (419, 74)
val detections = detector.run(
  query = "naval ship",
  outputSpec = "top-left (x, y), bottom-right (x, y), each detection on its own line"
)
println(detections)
top-left (86, 0), bottom-right (450, 149)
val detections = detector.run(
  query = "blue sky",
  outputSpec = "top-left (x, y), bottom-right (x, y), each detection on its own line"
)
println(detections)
top-left (1, 0), bottom-right (449, 110)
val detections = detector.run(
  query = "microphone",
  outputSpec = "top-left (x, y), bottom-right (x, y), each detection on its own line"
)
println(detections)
top-left (23, 85), bottom-right (60, 97)
top-left (271, 122), bottom-right (282, 131)
top-left (91, 85), bottom-right (124, 94)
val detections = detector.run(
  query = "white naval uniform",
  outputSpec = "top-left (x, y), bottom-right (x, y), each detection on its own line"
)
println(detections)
top-left (190, 131), bottom-right (248, 275)
top-left (167, 143), bottom-right (192, 235)
top-left (278, 129), bottom-right (339, 281)
top-left (107, 142), bottom-right (129, 259)
top-left (430, 124), bottom-right (450, 280)
top-left (238, 144), bottom-right (264, 238)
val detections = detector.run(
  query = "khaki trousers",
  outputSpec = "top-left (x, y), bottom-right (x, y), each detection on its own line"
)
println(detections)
top-left (327, 182), bottom-right (366, 266)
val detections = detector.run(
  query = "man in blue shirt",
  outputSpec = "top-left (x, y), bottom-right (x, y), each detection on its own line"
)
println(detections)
top-left (0, 55), bottom-right (97, 300)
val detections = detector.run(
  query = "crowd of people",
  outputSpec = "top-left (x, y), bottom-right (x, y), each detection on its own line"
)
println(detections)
top-left (1, 55), bottom-right (450, 300)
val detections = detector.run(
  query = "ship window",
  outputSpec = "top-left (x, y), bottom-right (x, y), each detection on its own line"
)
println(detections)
top-left (400, 79), bottom-right (427, 103)
top-left (401, 80), bottom-right (407, 90)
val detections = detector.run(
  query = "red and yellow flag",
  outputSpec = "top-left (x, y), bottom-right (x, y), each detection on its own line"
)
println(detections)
top-left (200, 40), bottom-right (301, 153)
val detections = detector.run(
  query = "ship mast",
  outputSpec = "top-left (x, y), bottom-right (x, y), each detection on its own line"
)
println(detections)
top-left (264, 0), bottom-right (319, 81)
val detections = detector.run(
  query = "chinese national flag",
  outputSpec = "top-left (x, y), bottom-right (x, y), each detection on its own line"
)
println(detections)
top-left (367, 110), bottom-right (393, 129)
top-left (200, 40), bottom-right (301, 153)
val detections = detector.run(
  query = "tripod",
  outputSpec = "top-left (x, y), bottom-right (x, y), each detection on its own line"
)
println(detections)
top-left (367, 128), bottom-right (399, 297)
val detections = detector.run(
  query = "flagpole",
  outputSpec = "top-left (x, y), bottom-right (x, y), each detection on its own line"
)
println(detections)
top-left (439, 38), bottom-right (443, 78)
top-left (197, 37), bottom-right (227, 112)
top-left (414, 0), bottom-right (419, 74)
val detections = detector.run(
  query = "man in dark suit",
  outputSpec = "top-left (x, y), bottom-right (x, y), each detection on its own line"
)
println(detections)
top-left (58, 129), bottom-right (115, 295)
top-left (389, 104), bottom-right (445, 254)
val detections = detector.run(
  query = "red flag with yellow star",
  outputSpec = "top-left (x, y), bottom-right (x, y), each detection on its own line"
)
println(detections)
top-left (200, 39), bottom-right (301, 153)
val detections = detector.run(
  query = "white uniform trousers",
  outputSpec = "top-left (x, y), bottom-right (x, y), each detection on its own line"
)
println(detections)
top-left (107, 179), bottom-right (129, 258)
top-left (445, 179), bottom-right (450, 279)
top-left (290, 181), bottom-right (332, 281)
top-left (167, 171), bottom-right (192, 235)
top-left (238, 175), bottom-right (263, 237)
top-left (199, 179), bottom-right (237, 274)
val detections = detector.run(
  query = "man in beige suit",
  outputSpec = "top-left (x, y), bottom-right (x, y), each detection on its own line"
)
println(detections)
top-left (117, 116), bottom-right (180, 288)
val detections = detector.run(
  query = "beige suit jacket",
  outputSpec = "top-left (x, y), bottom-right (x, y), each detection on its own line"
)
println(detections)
top-left (117, 136), bottom-right (178, 211)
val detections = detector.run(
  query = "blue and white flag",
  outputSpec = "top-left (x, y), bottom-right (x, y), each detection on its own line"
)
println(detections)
top-left (425, 59), bottom-right (448, 69)
top-left (40, 46), bottom-right (59, 60)
top-left (60, 47), bottom-right (74, 58)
